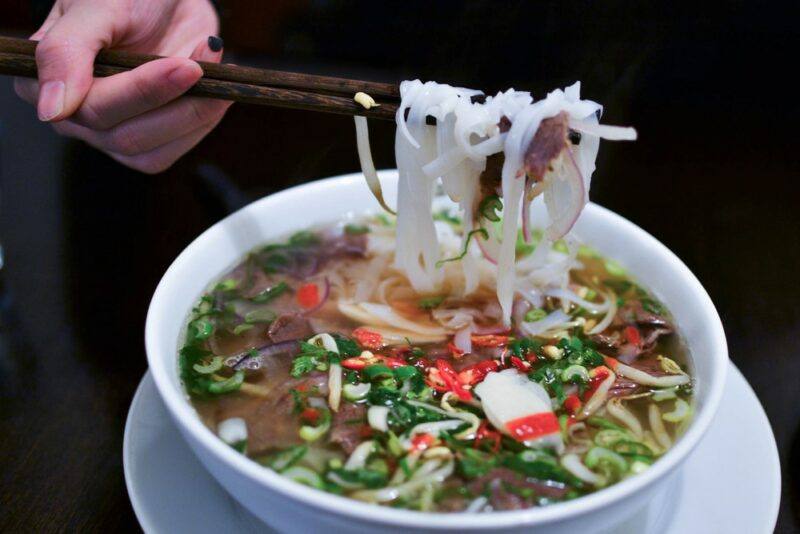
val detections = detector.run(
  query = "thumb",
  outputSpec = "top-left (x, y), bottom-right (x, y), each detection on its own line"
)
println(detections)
top-left (34, 4), bottom-right (117, 121)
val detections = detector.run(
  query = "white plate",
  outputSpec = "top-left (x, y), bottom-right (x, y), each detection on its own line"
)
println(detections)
top-left (123, 363), bottom-right (780, 534)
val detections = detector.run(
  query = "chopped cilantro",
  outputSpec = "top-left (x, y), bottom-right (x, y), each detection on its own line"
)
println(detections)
top-left (332, 334), bottom-right (360, 357)
top-left (509, 337), bottom-right (541, 357)
top-left (290, 341), bottom-right (331, 377)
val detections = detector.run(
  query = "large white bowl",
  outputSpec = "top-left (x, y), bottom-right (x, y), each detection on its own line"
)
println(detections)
top-left (145, 171), bottom-right (728, 533)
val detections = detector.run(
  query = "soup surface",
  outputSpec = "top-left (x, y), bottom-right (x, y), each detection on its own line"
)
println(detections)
top-left (180, 213), bottom-right (693, 512)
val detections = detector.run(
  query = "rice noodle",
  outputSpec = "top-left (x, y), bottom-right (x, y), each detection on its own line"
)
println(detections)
top-left (378, 80), bottom-right (635, 325)
top-left (351, 460), bottom-right (455, 503)
top-left (337, 301), bottom-right (447, 336)
top-left (606, 398), bottom-right (644, 439)
top-left (561, 454), bottom-right (605, 486)
top-left (544, 287), bottom-right (610, 314)
top-left (648, 403), bottom-right (672, 450)
top-left (568, 118), bottom-right (638, 141)
top-left (578, 370), bottom-right (616, 420)
top-left (588, 290), bottom-right (618, 334)
top-left (612, 359), bottom-right (691, 387)
top-left (519, 309), bottom-right (575, 336)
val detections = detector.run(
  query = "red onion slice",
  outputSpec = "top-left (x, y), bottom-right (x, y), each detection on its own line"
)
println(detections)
top-left (453, 324), bottom-right (474, 354)
top-left (476, 232), bottom-right (498, 265)
top-left (543, 148), bottom-right (586, 240)
top-left (473, 324), bottom-right (511, 335)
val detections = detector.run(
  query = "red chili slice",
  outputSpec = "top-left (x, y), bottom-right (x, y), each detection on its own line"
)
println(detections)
top-left (410, 433), bottom-right (435, 452)
top-left (425, 368), bottom-right (449, 391)
top-left (296, 283), bottom-right (320, 309)
top-left (380, 356), bottom-right (407, 369)
top-left (456, 359), bottom-right (499, 386)
top-left (300, 407), bottom-right (320, 425)
top-left (435, 359), bottom-right (473, 401)
top-left (563, 394), bottom-right (582, 415)
top-left (352, 327), bottom-right (384, 350)
top-left (583, 365), bottom-right (613, 401)
top-left (341, 353), bottom-right (404, 370)
top-left (509, 356), bottom-right (530, 372)
top-left (505, 412), bottom-right (560, 441)
top-left (471, 334), bottom-right (510, 347)
top-left (624, 325), bottom-right (641, 345)
top-left (447, 342), bottom-right (465, 359)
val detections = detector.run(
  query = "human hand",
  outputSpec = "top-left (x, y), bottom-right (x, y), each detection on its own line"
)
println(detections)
top-left (14, 0), bottom-right (231, 174)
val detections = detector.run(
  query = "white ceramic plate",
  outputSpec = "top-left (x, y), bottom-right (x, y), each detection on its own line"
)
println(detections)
top-left (124, 362), bottom-right (779, 534)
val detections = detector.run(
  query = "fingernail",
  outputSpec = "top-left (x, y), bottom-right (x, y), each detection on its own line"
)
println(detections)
top-left (207, 36), bottom-right (224, 52)
top-left (38, 80), bottom-right (65, 121)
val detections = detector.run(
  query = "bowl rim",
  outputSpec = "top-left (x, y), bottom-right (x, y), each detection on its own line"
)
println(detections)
top-left (145, 171), bottom-right (728, 529)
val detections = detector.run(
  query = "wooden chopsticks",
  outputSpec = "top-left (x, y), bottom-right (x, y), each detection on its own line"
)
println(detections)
top-left (0, 36), bottom-right (400, 121)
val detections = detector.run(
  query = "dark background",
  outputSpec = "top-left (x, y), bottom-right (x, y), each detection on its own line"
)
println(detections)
top-left (1, 1), bottom-right (797, 532)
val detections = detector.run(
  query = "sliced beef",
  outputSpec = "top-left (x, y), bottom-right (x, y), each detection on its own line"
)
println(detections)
top-left (479, 153), bottom-right (504, 197)
top-left (617, 300), bottom-right (671, 329)
top-left (628, 354), bottom-right (669, 376)
top-left (467, 468), bottom-right (569, 507)
top-left (617, 325), bottom-right (674, 362)
top-left (591, 332), bottom-right (622, 351)
top-left (488, 482), bottom-right (527, 511)
top-left (523, 112), bottom-right (570, 181)
top-left (268, 313), bottom-right (313, 343)
top-left (608, 377), bottom-right (646, 399)
top-left (329, 233), bottom-right (368, 257)
top-left (329, 402), bottom-right (367, 454)
top-left (451, 351), bottom-right (494, 372)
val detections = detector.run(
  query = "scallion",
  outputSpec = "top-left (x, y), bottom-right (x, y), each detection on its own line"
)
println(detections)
top-left (208, 371), bottom-right (245, 394)
top-left (193, 356), bottom-right (223, 375)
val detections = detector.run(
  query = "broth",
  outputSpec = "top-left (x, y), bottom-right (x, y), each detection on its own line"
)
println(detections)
top-left (180, 214), bottom-right (693, 512)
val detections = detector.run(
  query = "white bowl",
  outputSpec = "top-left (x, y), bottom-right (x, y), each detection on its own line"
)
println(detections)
top-left (145, 171), bottom-right (728, 533)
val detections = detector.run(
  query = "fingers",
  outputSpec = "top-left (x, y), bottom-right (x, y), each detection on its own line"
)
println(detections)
top-left (51, 93), bottom-right (230, 172)
top-left (70, 57), bottom-right (203, 130)
top-left (110, 118), bottom-right (224, 174)
top-left (34, 1), bottom-right (122, 121)
top-left (53, 96), bottom-right (230, 156)
top-left (15, 59), bottom-right (204, 131)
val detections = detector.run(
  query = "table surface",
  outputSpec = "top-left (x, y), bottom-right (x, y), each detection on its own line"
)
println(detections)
top-left (0, 2), bottom-right (797, 532)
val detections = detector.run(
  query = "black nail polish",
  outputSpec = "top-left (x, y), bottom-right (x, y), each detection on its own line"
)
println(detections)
top-left (208, 36), bottom-right (224, 52)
